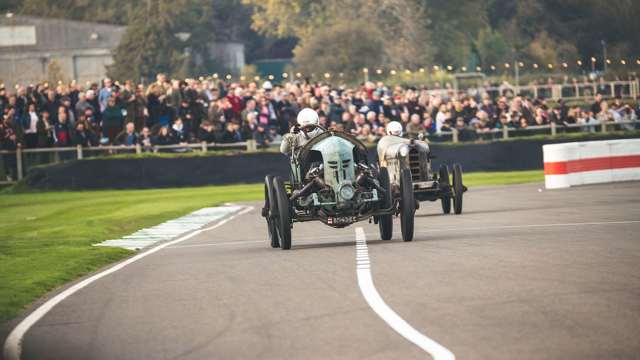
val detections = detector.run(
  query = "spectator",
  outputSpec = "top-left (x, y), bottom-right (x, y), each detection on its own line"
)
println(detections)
top-left (36, 110), bottom-right (52, 148)
top-left (22, 103), bottom-right (39, 148)
top-left (406, 113), bottom-right (423, 139)
top-left (53, 109), bottom-right (71, 147)
top-left (138, 127), bottom-right (153, 151)
top-left (455, 117), bottom-right (477, 142)
top-left (253, 124), bottom-right (272, 148)
top-left (98, 78), bottom-right (113, 112)
top-left (115, 122), bottom-right (139, 146)
top-left (102, 97), bottom-right (124, 143)
top-left (171, 118), bottom-right (190, 144)
top-left (152, 126), bottom-right (175, 146)
top-left (197, 121), bottom-right (217, 143)
top-left (221, 122), bottom-right (242, 143)
top-left (71, 122), bottom-right (92, 147)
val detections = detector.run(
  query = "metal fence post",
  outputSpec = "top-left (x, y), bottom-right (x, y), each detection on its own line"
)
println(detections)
top-left (53, 149), bottom-right (60, 164)
top-left (16, 146), bottom-right (23, 181)
top-left (201, 141), bottom-right (207, 152)
top-left (502, 126), bottom-right (509, 139)
top-left (451, 129), bottom-right (459, 143)
top-left (551, 122), bottom-right (557, 136)
top-left (601, 121), bottom-right (608, 133)
top-left (76, 145), bottom-right (83, 160)
top-left (135, 143), bottom-right (142, 154)
top-left (246, 139), bottom-right (257, 151)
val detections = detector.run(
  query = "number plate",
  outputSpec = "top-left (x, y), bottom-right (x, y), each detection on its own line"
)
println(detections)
top-left (327, 216), bottom-right (357, 225)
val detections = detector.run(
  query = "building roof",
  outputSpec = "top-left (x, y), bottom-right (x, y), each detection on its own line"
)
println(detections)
top-left (0, 15), bottom-right (125, 53)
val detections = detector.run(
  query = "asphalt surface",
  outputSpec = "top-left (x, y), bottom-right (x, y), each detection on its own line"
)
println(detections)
top-left (7, 182), bottom-right (640, 359)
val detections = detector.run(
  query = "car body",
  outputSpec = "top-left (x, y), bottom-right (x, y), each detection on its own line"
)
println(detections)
top-left (263, 130), bottom-right (415, 249)
top-left (377, 135), bottom-right (466, 214)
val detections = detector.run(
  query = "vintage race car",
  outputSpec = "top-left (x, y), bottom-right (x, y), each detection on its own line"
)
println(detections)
top-left (377, 135), bottom-right (467, 215)
top-left (262, 129), bottom-right (415, 250)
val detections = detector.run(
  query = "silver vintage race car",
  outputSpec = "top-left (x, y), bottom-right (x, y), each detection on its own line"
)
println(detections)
top-left (377, 135), bottom-right (466, 215)
top-left (262, 129), bottom-right (416, 250)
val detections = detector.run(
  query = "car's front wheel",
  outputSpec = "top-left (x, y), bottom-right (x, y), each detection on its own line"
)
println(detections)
top-left (264, 175), bottom-right (279, 248)
top-left (452, 163), bottom-right (464, 215)
top-left (400, 168), bottom-right (415, 242)
top-left (273, 176), bottom-right (292, 250)
top-left (378, 167), bottom-right (393, 240)
top-left (439, 165), bottom-right (451, 214)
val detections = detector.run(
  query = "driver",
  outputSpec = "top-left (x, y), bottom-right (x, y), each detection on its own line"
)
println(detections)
top-left (280, 108), bottom-right (324, 156)
top-left (377, 121), bottom-right (429, 167)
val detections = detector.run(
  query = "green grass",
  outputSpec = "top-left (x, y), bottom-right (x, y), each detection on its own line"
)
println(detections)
top-left (0, 184), bottom-right (263, 322)
top-left (0, 170), bottom-right (543, 322)
top-left (462, 170), bottom-right (543, 186)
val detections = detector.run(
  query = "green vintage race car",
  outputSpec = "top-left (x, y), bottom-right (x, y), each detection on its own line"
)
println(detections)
top-left (262, 129), bottom-right (415, 250)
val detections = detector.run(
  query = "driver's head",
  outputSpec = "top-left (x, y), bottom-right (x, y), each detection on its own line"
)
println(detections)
top-left (386, 121), bottom-right (403, 137)
top-left (296, 108), bottom-right (319, 133)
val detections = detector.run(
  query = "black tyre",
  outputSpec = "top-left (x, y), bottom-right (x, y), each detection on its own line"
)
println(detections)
top-left (264, 175), bottom-right (279, 248)
top-left (452, 163), bottom-right (464, 215)
top-left (378, 167), bottom-right (393, 240)
top-left (400, 168), bottom-right (415, 242)
top-left (273, 176), bottom-right (292, 250)
top-left (439, 165), bottom-right (451, 214)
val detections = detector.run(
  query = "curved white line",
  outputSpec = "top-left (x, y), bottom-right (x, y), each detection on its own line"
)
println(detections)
top-left (3, 206), bottom-right (254, 360)
top-left (355, 227), bottom-right (455, 360)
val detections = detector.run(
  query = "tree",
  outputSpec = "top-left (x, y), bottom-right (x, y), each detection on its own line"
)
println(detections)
top-left (108, 0), bottom-right (216, 81)
top-left (475, 27), bottom-right (510, 68)
top-left (243, 0), bottom-right (434, 71)
top-left (293, 19), bottom-right (385, 81)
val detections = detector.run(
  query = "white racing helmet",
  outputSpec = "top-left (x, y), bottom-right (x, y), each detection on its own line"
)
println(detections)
top-left (386, 121), bottom-right (403, 136)
top-left (297, 108), bottom-right (319, 128)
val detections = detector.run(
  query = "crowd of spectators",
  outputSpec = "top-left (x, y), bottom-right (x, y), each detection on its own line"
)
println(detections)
top-left (1, 74), bottom-right (639, 156)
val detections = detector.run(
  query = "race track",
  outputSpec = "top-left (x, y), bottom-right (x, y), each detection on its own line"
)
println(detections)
top-left (9, 182), bottom-right (640, 360)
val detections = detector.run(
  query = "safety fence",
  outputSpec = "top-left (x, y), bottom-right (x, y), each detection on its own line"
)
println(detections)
top-left (425, 119), bottom-right (639, 143)
top-left (0, 140), bottom-right (256, 184)
top-left (429, 80), bottom-right (639, 101)
top-left (1, 120), bottom-right (639, 185)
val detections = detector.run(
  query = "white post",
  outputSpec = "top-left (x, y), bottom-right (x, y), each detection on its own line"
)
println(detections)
top-left (76, 145), bottom-right (83, 160)
top-left (16, 146), bottom-right (23, 181)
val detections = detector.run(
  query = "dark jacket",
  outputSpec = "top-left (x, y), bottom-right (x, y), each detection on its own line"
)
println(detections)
top-left (102, 106), bottom-right (124, 129)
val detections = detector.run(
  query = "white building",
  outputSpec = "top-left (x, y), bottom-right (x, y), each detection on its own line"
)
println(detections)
top-left (0, 15), bottom-right (245, 87)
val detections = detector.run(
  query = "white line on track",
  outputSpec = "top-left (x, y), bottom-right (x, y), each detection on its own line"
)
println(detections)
top-left (354, 227), bottom-right (455, 360)
top-left (2, 206), bottom-right (254, 360)
top-left (166, 219), bottom-right (640, 249)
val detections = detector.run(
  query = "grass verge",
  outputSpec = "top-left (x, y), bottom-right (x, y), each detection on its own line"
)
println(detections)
top-left (0, 184), bottom-right (262, 322)
top-left (0, 170), bottom-right (542, 322)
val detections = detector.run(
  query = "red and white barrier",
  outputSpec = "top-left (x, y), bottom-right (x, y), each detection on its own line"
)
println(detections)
top-left (543, 139), bottom-right (640, 189)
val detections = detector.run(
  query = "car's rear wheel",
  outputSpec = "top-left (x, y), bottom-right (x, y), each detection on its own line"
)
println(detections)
top-left (400, 168), bottom-right (415, 242)
top-left (264, 175), bottom-right (279, 248)
top-left (439, 165), bottom-right (451, 214)
top-left (452, 163), bottom-right (464, 215)
top-left (378, 167), bottom-right (393, 240)
top-left (273, 176), bottom-right (292, 250)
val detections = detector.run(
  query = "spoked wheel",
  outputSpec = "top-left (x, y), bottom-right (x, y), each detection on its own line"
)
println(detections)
top-left (439, 165), bottom-right (451, 214)
top-left (399, 168), bottom-right (415, 242)
top-left (377, 167), bottom-right (393, 240)
top-left (263, 175), bottom-right (279, 248)
top-left (272, 176), bottom-right (292, 250)
top-left (452, 163), bottom-right (464, 215)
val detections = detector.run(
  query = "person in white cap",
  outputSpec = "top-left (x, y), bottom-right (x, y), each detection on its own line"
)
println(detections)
top-left (280, 108), bottom-right (324, 155)
top-left (376, 121), bottom-right (429, 167)
top-left (385, 120), bottom-right (403, 137)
